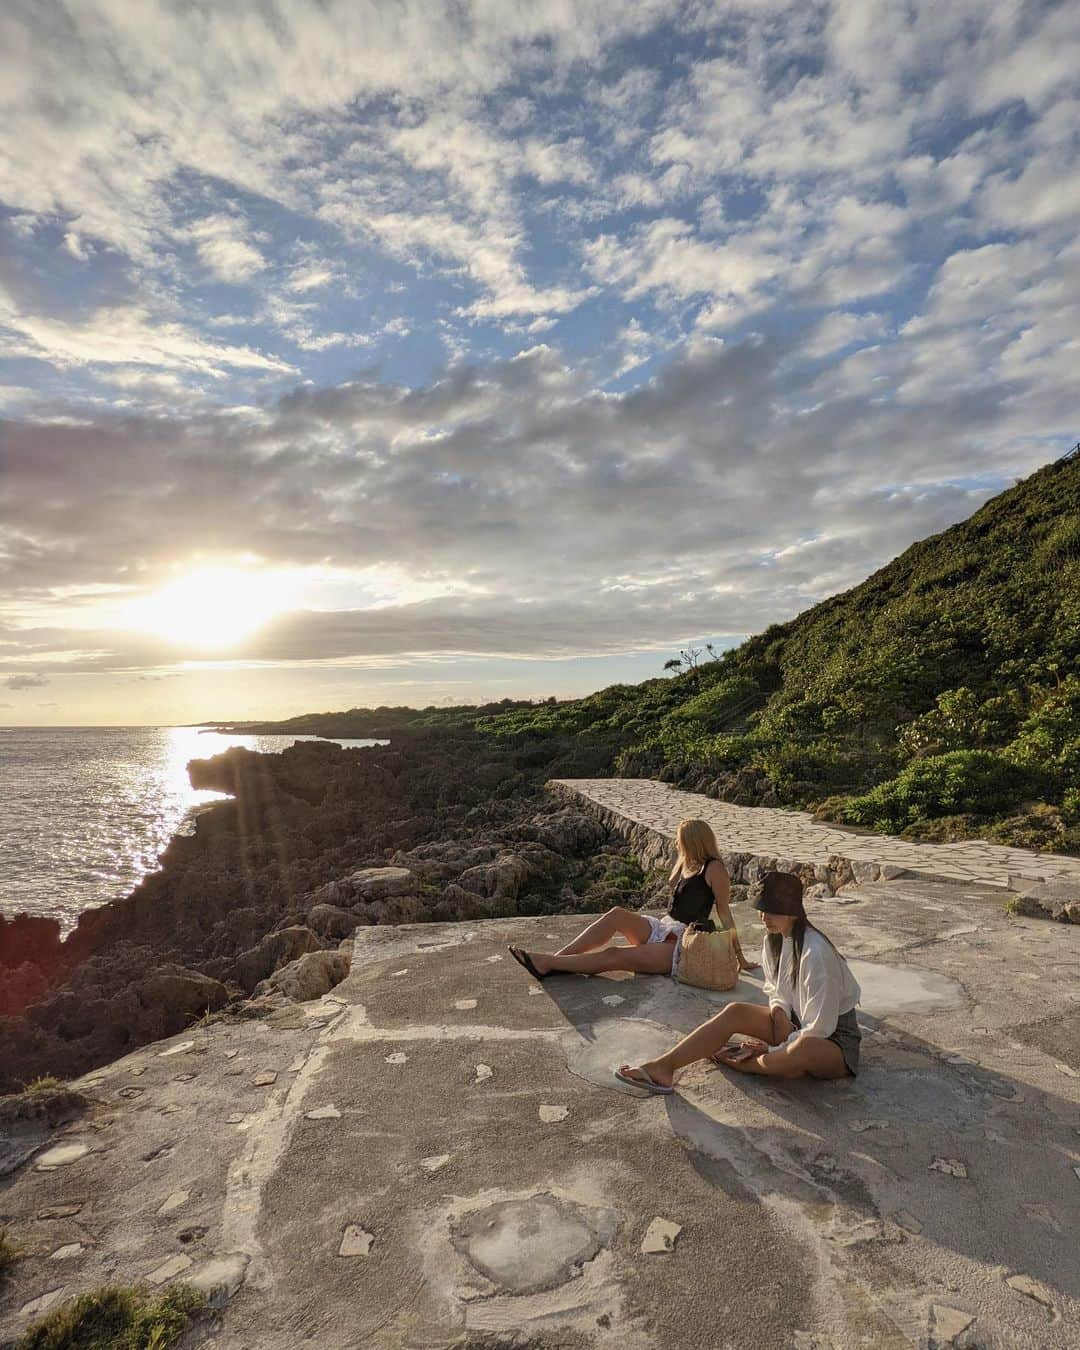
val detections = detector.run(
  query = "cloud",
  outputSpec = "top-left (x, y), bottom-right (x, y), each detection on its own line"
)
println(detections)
top-left (64, 231), bottom-right (91, 261)
top-left (1, 1), bottom-right (1076, 365)
top-left (0, 1), bottom-right (1077, 693)
top-left (284, 263), bottom-right (338, 294)
top-left (0, 313), bottom-right (1068, 675)
top-left (4, 673), bottom-right (49, 690)
top-left (804, 311), bottom-right (887, 359)
top-left (613, 317), bottom-right (656, 377)
top-left (188, 214), bottom-right (267, 283)
top-left (0, 285), bottom-right (295, 375)
top-left (320, 199), bottom-right (593, 320)
top-left (0, 2), bottom-right (666, 327)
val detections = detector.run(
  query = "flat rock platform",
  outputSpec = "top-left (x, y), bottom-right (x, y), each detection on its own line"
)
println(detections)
top-left (550, 778), bottom-right (1080, 892)
top-left (3, 877), bottom-right (1080, 1349)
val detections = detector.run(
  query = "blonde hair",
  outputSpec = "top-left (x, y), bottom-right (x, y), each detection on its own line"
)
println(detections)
top-left (669, 818), bottom-right (721, 882)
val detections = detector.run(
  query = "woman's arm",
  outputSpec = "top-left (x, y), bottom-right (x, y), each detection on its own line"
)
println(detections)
top-left (705, 859), bottom-right (759, 970)
top-left (773, 938), bottom-right (842, 1054)
top-left (704, 858), bottom-right (731, 918)
top-left (761, 936), bottom-right (785, 1012)
top-left (790, 945), bottom-right (842, 1042)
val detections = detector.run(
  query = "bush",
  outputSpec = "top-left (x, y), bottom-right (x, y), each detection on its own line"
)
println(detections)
top-left (898, 687), bottom-right (1024, 758)
top-left (18, 1284), bottom-right (205, 1350)
top-left (752, 740), bottom-right (877, 800)
top-left (1006, 677), bottom-right (1080, 789)
top-left (988, 804), bottom-right (1080, 853)
top-left (579, 853), bottom-right (651, 909)
top-left (837, 751), bottom-right (1045, 834)
top-left (898, 814), bottom-right (983, 843)
top-left (811, 795), bottom-right (854, 824)
top-left (664, 676), bottom-right (760, 733)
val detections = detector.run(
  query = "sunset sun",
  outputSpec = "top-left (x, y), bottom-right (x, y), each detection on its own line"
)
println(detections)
top-left (129, 567), bottom-right (281, 650)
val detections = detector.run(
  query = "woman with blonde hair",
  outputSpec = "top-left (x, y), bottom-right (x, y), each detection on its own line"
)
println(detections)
top-left (509, 817), bottom-right (757, 981)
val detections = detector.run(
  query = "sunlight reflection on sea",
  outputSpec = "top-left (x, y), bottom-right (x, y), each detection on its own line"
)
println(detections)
top-left (0, 726), bottom-right (384, 934)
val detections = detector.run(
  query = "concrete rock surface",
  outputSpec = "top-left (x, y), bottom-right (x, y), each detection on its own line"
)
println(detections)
top-left (2, 879), bottom-right (1080, 1350)
top-left (1011, 879), bottom-right (1080, 924)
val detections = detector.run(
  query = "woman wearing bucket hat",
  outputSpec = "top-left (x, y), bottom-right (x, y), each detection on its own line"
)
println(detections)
top-left (615, 871), bottom-right (861, 1095)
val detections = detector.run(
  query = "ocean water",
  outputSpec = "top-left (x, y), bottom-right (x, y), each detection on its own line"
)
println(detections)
top-left (0, 726), bottom-right (385, 934)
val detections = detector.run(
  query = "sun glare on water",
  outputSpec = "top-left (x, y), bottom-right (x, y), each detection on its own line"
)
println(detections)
top-left (129, 567), bottom-right (282, 651)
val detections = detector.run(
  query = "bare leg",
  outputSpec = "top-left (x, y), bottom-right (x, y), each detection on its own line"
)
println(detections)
top-left (760, 1036), bottom-right (849, 1080)
top-left (525, 941), bottom-right (675, 977)
top-left (555, 906), bottom-right (653, 956)
top-left (620, 1002), bottom-right (778, 1088)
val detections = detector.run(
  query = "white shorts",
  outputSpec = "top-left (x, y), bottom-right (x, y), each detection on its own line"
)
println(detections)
top-left (644, 914), bottom-right (686, 979)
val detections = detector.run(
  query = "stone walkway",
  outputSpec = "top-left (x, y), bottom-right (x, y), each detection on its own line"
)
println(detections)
top-left (549, 778), bottom-right (1080, 892)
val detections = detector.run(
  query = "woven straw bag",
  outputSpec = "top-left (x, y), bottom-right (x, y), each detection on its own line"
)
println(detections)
top-left (677, 925), bottom-right (739, 992)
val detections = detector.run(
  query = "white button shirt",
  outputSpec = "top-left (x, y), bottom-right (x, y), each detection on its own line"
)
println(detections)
top-left (761, 927), bottom-right (861, 1052)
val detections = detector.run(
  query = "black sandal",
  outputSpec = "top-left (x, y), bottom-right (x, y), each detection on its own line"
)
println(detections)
top-left (508, 945), bottom-right (549, 982)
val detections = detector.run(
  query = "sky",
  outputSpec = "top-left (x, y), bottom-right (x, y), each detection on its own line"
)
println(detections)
top-left (1, 0), bottom-right (1078, 726)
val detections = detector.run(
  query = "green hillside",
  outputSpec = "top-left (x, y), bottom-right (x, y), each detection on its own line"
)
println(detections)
top-left (227, 449), bottom-right (1080, 853)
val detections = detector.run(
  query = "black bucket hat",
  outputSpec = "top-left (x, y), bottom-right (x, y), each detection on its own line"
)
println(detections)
top-left (753, 871), bottom-right (804, 916)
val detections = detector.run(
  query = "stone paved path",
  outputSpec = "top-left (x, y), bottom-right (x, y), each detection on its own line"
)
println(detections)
top-left (550, 778), bottom-right (1080, 892)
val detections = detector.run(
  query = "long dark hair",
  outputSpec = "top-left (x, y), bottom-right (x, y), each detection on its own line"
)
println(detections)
top-left (766, 905), bottom-right (842, 984)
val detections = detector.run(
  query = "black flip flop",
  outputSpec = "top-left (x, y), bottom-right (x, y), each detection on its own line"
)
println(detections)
top-left (508, 945), bottom-right (548, 982)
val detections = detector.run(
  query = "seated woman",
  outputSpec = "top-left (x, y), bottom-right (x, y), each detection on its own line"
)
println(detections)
top-left (508, 817), bottom-right (757, 980)
top-left (615, 871), bottom-right (861, 1094)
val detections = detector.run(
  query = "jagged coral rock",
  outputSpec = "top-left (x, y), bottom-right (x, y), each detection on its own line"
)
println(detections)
top-left (231, 927), bottom-right (324, 994)
top-left (0, 963), bottom-right (50, 1017)
top-left (307, 866), bottom-right (418, 909)
top-left (255, 949), bottom-right (351, 1002)
top-left (306, 904), bottom-right (359, 941)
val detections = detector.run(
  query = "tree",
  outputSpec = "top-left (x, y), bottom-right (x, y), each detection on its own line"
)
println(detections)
top-left (663, 643), bottom-right (718, 674)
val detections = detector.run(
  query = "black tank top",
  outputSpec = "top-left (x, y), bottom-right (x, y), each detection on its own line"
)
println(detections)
top-left (668, 857), bottom-right (720, 925)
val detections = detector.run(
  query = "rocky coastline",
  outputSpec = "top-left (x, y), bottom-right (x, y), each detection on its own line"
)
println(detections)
top-left (0, 730), bottom-right (653, 1096)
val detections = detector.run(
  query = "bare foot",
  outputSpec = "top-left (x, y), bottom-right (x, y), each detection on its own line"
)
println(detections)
top-left (527, 951), bottom-right (554, 975)
top-left (619, 1059), bottom-right (673, 1089)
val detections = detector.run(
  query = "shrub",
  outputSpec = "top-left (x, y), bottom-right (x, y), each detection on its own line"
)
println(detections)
top-left (811, 795), bottom-right (854, 824)
top-left (579, 853), bottom-right (650, 909)
top-left (898, 814), bottom-right (983, 843)
top-left (663, 676), bottom-right (760, 733)
top-left (18, 1284), bottom-right (205, 1350)
top-left (988, 804), bottom-right (1079, 853)
top-left (1006, 677), bottom-right (1080, 789)
top-left (898, 687), bottom-right (1024, 758)
top-left (837, 751), bottom-right (1045, 833)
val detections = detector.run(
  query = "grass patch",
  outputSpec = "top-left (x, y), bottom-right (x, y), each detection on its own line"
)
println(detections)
top-left (18, 1284), bottom-right (205, 1350)
top-left (0, 1227), bottom-right (20, 1277)
top-left (21, 1076), bottom-right (62, 1094)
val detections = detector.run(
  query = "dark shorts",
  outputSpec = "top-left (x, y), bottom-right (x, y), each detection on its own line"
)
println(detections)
top-left (791, 1008), bottom-right (861, 1077)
